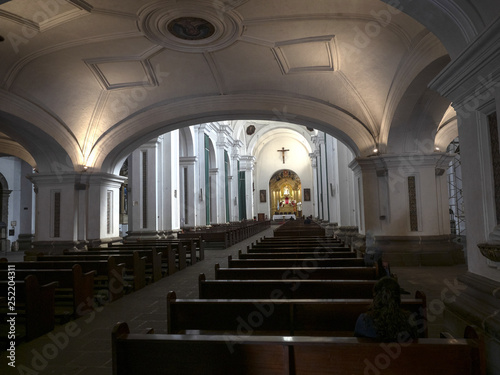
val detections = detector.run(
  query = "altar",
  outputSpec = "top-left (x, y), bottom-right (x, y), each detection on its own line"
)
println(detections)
top-left (273, 214), bottom-right (296, 221)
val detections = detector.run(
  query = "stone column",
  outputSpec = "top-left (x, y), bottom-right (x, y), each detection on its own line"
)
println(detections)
top-left (216, 125), bottom-right (232, 223)
top-left (17, 162), bottom-right (35, 251)
top-left (337, 141), bottom-right (357, 226)
top-left (160, 131), bottom-right (180, 236)
top-left (318, 135), bottom-right (328, 221)
top-left (209, 168), bottom-right (219, 223)
top-left (28, 173), bottom-right (82, 253)
top-left (240, 156), bottom-right (256, 220)
top-left (325, 134), bottom-right (341, 224)
top-left (231, 141), bottom-right (243, 222)
top-left (309, 152), bottom-right (319, 219)
top-left (349, 153), bottom-right (460, 266)
top-left (179, 156), bottom-right (197, 228)
top-left (195, 125), bottom-right (209, 226)
top-left (85, 173), bottom-right (126, 247)
top-left (126, 138), bottom-right (161, 240)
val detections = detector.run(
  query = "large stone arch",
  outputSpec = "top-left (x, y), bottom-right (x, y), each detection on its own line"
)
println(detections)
top-left (0, 91), bottom-right (79, 173)
top-left (97, 94), bottom-right (376, 174)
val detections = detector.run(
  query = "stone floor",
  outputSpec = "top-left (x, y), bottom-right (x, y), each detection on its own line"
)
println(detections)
top-left (0, 226), bottom-right (467, 375)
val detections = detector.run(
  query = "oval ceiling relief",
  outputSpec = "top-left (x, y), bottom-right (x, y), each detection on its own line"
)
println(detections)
top-left (137, 3), bottom-right (243, 53)
top-left (167, 17), bottom-right (215, 40)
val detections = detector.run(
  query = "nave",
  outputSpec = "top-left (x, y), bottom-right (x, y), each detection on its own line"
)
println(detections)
top-left (0, 224), bottom-right (467, 375)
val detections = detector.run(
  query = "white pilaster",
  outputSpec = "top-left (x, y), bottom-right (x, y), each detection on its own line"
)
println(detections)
top-left (309, 152), bottom-right (319, 219)
top-left (231, 140), bottom-right (243, 221)
top-left (338, 141), bottom-right (357, 225)
top-left (240, 155), bottom-right (255, 220)
top-left (160, 131), bottom-right (180, 234)
top-left (85, 173), bottom-right (126, 246)
top-left (127, 138), bottom-right (161, 239)
top-left (180, 156), bottom-right (197, 227)
top-left (195, 125), bottom-right (209, 225)
top-left (28, 173), bottom-right (81, 252)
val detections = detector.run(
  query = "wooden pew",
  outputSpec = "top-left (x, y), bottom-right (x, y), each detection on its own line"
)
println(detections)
top-left (0, 265), bottom-right (94, 318)
top-left (2, 258), bottom-right (125, 302)
top-left (125, 237), bottom-right (205, 262)
top-left (112, 322), bottom-right (483, 375)
top-left (257, 236), bottom-right (341, 244)
top-left (247, 246), bottom-right (352, 253)
top-left (214, 263), bottom-right (380, 280)
top-left (68, 248), bottom-right (162, 283)
top-left (36, 253), bottom-right (146, 292)
top-left (0, 275), bottom-right (57, 342)
top-left (228, 255), bottom-right (366, 268)
top-left (110, 242), bottom-right (190, 271)
top-left (238, 250), bottom-right (357, 260)
top-left (166, 290), bottom-right (428, 337)
top-left (199, 273), bottom-right (378, 299)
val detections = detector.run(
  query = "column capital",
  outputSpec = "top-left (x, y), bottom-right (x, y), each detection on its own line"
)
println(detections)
top-left (180, 156), bottom-right (197, 166)
top-left (239, 155), bottom-right (256, 171)
top-left (349, 153), bottom-right (455, 173)
top-left (429, 17), bottom-right (500, 110)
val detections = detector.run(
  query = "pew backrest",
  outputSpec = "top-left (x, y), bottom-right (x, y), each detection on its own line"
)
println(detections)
top-left (112, 322), bottom-right (482, 375)
top-left (198, 273), bottom-right (378, 299)
top-left (167, 290), bottom-right (428, 337)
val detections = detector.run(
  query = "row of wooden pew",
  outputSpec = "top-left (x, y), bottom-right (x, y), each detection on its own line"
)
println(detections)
top-left (0, 237), bottom-right (204, 346)
top-left (112, 233), bottom-right (484, 374)
top-left (178, 220), bottom-right (271, 249)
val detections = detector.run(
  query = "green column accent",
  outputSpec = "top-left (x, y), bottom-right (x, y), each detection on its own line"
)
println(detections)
top-left (224, 150), bottom-right (230, 222)
top-left (204, 134), bottom-right (210, 224)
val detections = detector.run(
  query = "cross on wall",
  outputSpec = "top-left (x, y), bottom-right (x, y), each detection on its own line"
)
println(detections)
top-left (277, 147), bottom-right (289, 164)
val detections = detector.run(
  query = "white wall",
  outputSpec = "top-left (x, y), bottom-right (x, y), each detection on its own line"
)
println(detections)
top-left (254, 137), bottom-right (313, 218)
top-left (0, 157), bottom-right (34, 246)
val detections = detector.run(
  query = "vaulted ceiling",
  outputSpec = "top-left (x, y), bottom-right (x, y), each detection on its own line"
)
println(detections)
top-left (0, 0), bottom-right (498, 173)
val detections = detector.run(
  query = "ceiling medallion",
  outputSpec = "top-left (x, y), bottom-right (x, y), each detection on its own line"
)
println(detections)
top-left (137, 2), bottom-right (243, 53)
top-left (168, 17), bottom-right (215, 40)
top-left (246, 125), bottom-right (256, 135)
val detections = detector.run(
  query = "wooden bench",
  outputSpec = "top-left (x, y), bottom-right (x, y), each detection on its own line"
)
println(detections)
top-left (3, 258), bottom-right (125, 302)
top-left (167, 290), bottom-right (428, 337)
top-left (0, 265), bottom-right (94, 319)
top-left (238, 250), bottom-right (358, 260)
top-left (68, 248), bottom-right (163, 283)
top-left (199, 273), bottom-right (378, 299)
top-left (247, 245), bottom-right (352, 253)
top-left (214, 263), bottom-right (380, 280)
top-left (228, 255), bottom-right (366, 268)
top-left (257, 236), bottom-right (341, 244)
top-left (36, 253), bottom-right (146, 292)
top-left (111, 242), bottom-right (194, 269)
top-left (0, 275), bottom-right (57, 342)
top-left (124, 237), bottom-right (205, 262)
top-left (112, 322), bottom-right (483, 375)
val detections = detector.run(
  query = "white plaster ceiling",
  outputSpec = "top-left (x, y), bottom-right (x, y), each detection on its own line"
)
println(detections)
top-left (0, 0), bottom-right (498, 172)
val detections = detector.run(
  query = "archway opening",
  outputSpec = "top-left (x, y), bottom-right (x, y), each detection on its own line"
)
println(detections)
top-left (269, 169), bottom-right (302, 219)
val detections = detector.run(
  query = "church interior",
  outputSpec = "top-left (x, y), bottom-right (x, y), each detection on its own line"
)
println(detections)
top-left (0, 0), bottom-right (499, 373)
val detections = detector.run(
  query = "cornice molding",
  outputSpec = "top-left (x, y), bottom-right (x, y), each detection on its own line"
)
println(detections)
top-left (429, 16), bottom-right (500, 107)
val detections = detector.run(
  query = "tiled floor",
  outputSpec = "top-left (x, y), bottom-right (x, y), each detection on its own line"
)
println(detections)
top-left (0, 227), bottom-right (467, 374)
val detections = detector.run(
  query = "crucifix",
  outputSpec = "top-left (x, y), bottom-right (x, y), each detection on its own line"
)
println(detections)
top-left (277, 147), bottom-right (289, 164)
